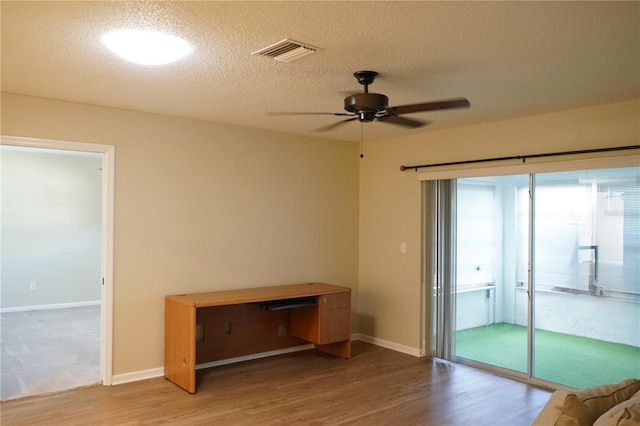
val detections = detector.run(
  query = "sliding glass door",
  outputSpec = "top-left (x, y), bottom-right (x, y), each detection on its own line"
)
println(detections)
top-left (429, 165), bottom-right (640, 388)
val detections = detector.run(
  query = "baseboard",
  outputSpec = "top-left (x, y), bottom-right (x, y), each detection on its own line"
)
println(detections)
top-left (112, 344), bottom-right (315, 386)
top-left (111, 336), bottom-right (420, 387)
top-left (195, 344), bottom-right (316, 370)
top-left (112, 367), bottom-right (164, 385)
top-left (352, 333), bottom-right (423, 357)
top-left (0, 300), bottom-right (101, 313)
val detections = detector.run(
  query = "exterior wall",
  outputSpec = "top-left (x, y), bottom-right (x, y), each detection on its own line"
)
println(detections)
top-left (514, 290), bottom-right (640, 347)
top-left (458, 289), bottom-right (639, 347)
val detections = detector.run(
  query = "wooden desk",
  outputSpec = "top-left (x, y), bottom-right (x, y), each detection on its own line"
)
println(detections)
top-left (164, 282), bottom-right (351, 393)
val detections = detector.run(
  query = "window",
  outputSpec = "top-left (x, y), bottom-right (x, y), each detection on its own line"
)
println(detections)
top-left (526, 169), bottom-right (640, 299)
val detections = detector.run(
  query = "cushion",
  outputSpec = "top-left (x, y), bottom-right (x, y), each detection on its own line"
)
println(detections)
top-left (555, 394), bottom-right (598, 426)
top-left (575, 379), bottom-right (640, 418)
top-left (531, 379), bottom-right (640, 426)
top-left (593, 397), bottom-right (640, 426)
top-left (532, 391), bottom-right (571, 426)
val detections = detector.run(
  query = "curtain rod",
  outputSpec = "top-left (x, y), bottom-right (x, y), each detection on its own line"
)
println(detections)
top-left (400, 145), bottom-right (640, 172)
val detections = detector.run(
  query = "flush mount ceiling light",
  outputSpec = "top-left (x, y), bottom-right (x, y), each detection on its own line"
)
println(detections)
top-left (101, 29), bottom-right (193, 66)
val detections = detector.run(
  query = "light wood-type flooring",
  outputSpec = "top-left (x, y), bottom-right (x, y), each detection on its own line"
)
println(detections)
top-left (0, 341), bottom-right (552, 425)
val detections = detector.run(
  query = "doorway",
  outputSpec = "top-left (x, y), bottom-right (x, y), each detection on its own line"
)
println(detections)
top-left (0, 136), bottom-right (114, 400)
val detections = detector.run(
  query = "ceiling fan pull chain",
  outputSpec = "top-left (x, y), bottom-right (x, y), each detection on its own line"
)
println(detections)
top-left (360, 123), bottom-right (364, 158)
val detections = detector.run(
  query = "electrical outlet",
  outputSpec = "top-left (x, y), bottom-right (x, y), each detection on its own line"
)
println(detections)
top-left (29, 281), bottom-right (36, 290)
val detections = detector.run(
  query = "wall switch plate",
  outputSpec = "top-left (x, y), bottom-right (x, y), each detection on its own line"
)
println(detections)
top-left (29, 281), bottom-right (36, 290)
top-left (400, 242), bottom-right (407, 253)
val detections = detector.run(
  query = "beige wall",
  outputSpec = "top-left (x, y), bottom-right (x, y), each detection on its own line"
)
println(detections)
top-left (358, 99), bottom-right (640, 351)
top-left (2, 92), bottom-right (638, 375)
top-left (1, 92), bottom-right (360, 375)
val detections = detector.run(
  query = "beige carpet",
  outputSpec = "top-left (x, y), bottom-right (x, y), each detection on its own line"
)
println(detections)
top-left (0, 305), bottom-right (100, 401)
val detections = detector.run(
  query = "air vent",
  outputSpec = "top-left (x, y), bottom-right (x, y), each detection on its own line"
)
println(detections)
top-left (252, 39), bottom-right (318, 62)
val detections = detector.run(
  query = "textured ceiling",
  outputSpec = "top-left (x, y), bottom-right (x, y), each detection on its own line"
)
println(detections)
top-left (1, 1), bottom-right (639, 142)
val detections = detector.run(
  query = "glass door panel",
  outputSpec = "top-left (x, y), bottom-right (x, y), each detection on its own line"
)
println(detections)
top-left (533, 168), bottom-right (640, 388)
top-left (455, 175), bottom-right (529, 373)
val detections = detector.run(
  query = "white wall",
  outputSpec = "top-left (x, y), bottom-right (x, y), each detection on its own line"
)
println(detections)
top-left (514, 289), bottom-right (640, 346)
top-left (1, 147), bottom-right (102, 309)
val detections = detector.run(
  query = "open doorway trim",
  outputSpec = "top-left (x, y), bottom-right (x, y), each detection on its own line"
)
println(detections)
top-left (1, 135), bottom-right (115, 386)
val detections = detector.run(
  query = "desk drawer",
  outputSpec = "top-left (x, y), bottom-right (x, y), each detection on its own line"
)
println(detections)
top-left (318, 306), bottom-right (350, 344)
top-left (290, 290), bottom-right (351, 345)
top-left (319, 292), bottom-right (350, 309)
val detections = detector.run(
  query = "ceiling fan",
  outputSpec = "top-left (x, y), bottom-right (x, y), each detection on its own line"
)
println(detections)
top-left (270, 70), bottom-right (470, 131)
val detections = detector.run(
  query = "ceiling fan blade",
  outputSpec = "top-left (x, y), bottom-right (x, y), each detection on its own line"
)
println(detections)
top-left (268, 111), bottom-right (354, 116)
top-left (377, 115), bottom-right (429, 128)
top-left (389, 98), bottom-right (470, 115)
top-left (314, 117), bottom-right (359, 132)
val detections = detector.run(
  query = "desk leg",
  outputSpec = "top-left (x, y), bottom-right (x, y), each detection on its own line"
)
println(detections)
top-left (165, 298), bottom-right (197, 393)
top-left (317, 340), bottom-right (351, 359)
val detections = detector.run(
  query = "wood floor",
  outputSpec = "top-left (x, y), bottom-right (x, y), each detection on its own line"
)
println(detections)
top-left (0, 341), bottom-right (552, 425)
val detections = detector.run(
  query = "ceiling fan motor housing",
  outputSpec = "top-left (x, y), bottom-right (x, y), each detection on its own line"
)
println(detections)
top-left (344, 93), bottom-right (389, 122)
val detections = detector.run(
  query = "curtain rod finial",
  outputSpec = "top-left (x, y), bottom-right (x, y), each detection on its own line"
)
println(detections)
top-left (400, 165), bottom-right (407, 171)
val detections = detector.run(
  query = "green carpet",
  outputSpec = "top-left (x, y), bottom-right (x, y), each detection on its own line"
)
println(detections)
top-left (455, 323), bottom-right (640, 388)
